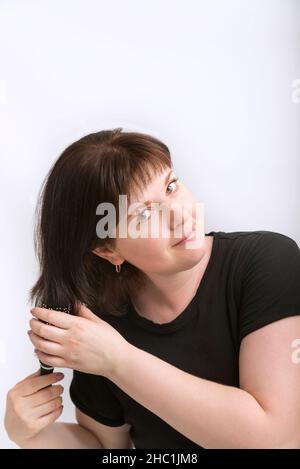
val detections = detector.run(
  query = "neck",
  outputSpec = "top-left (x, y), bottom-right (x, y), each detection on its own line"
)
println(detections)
top-left (131, 236), bottom-right (213, 323)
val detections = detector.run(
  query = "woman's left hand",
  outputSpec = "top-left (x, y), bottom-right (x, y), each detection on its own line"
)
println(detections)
top-left (28, 304), bottom-right (129, 379)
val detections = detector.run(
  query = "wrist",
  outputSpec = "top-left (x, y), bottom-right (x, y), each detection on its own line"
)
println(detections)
top-left (107, 339), bottom-right (134, 382)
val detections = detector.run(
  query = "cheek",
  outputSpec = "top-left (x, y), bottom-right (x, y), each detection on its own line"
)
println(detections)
top-left (118, 236), bottom-right (171, 267)
top-left (131, 236), bottom-right (168, 256)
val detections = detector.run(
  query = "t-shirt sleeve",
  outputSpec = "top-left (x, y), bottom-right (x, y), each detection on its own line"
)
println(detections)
top-left (69, 369), bottom-right (126, 427)
top-left (238, 231), bottom-right (300, 345)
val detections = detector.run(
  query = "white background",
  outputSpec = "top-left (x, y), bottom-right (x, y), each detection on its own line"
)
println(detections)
top-left (0, 0), bottom-right (299, 448)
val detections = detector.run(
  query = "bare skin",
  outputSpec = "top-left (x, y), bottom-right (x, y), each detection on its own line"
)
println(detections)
top-left (5, 166), bottom-right (214, 448)
top-left (93, 166), bottom-right (214, 324)
top-left (131, 235), bottom-right (214, 324)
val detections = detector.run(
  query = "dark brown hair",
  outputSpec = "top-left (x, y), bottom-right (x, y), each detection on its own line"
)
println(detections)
top-left (28, 128), bottom-right (172, 317)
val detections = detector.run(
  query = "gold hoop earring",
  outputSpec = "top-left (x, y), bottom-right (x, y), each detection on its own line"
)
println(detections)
top-left (116, 264), bottom-right (121, 273)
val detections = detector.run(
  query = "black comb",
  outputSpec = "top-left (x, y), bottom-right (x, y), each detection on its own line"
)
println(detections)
top-left (37, 302), bottom-right (72, 375)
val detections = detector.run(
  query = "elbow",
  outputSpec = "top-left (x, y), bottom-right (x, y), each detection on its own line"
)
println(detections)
top-left (242, 437), bottom-right (300, 449)
top-left (268, 430), bottom-right (300, 449)
top-left (276, 436), bottom-right (300, 449)
top-left (242, 428), bottom-right (300, 449)
top-left (261, 413), bottom-right (300, 449)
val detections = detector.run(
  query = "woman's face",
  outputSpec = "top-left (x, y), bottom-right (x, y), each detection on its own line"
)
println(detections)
top-left (109, 166), bottom-right (206, 275)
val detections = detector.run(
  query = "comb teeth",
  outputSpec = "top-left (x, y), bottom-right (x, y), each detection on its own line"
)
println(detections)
top-left (39, 303), bottom-right (72, 313)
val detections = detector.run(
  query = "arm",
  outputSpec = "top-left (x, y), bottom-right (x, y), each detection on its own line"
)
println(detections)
top-left (20, 409), bottom-right (133, 449)
top-left (109, 316), bottom-right (300, 448)
top-left (75, 407), bottom-right (133, 449)
top-left (20, 422), bottom-right (103, 449)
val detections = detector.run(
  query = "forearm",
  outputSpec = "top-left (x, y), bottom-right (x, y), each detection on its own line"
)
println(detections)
top-left (110, 345), bottom-right (282, 449)
top-left (20, 422), bottom-right (103, 449)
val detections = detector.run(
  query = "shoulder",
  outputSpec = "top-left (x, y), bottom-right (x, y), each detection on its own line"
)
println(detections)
top-left (217, 229), bottom-right (300, 273)
top-left (212, 229), bottom-right (299, 277)
top-left (217, 229), bottom-right (299, 250)
top-left (245, 230), bottom-right (299, 250)
top-left (237, 230), bottom-right (300, 346)
top-left (239, 230), bottom-right (300, 274)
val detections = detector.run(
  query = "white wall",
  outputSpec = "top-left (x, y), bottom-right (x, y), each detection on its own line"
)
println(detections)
top-left (0, 0), bottom-right (299, 448)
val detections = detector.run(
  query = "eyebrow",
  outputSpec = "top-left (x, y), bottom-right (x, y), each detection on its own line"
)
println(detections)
top-left (128, 169), bottom-right (174, 216)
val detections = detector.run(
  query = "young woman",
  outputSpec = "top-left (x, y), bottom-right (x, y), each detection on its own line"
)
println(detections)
top-left (4, 128), bottom-right (300, 449)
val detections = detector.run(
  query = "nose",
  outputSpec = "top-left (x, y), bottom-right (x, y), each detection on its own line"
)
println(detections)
top-left (168, 203), bottom-right (193, 239)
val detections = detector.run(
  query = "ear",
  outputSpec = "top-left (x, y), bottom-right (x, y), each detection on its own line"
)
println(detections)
top-left (92, 246), bottom-right (124, 266)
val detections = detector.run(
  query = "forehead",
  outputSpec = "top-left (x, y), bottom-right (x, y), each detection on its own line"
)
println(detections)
top-left (129, 166), bottom-right (174, 205)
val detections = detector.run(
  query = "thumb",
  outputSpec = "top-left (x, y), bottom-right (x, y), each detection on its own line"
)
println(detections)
top-left (77, 303), bottom-right (102, 323)
top-left (17, 369), bottom-right (40, 386)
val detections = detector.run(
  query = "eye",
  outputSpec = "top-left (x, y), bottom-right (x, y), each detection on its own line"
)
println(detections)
top-left (136, 177), bottom-right (180, 224)
top-left (137, 207), bottom-right (151, 223)
top-left (166, 177), bottom-right (179, 194)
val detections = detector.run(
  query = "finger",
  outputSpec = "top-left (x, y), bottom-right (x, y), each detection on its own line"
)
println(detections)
top-left (30, 396), bottom-right (63, 419)
top-left (15, 369), bottom-right (41, 386)
top-left (77, 304), bottom-right (102, 323)
top-left (29, 318), bottom-right (66, 344)
top-left (31, 307), bottom-right (73, 329)
top-left (36, 404), bottom-right (64, 429)
top-left (28, 330), bottom-right (64, 356)
top-left (35, 349), bottom-right (66, 369)
top-left (20, 371), bottom-right (64, 396)
top-left (27, 383), bottom-right (64, 408)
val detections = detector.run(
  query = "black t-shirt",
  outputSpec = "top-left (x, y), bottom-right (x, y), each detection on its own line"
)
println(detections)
top-left (69, 230), bottom-right (300, 449)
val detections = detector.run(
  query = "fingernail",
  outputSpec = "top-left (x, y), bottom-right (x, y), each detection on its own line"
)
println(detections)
top-left (56, 373), bottom-right (64, 379)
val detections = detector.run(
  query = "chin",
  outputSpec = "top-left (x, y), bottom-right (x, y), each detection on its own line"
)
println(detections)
top-left (175, 248), bottom-right (206, 269)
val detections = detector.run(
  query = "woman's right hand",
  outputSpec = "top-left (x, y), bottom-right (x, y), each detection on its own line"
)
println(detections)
top-left (4, 369), bottom-right (65, 447)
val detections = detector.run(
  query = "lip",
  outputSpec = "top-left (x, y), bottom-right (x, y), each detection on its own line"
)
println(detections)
top-left (172, 224), bottom-right (196, 247)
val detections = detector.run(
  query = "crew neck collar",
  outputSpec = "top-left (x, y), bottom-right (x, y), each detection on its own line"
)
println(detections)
top-left (127, 231), bottom-right (220, 334)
